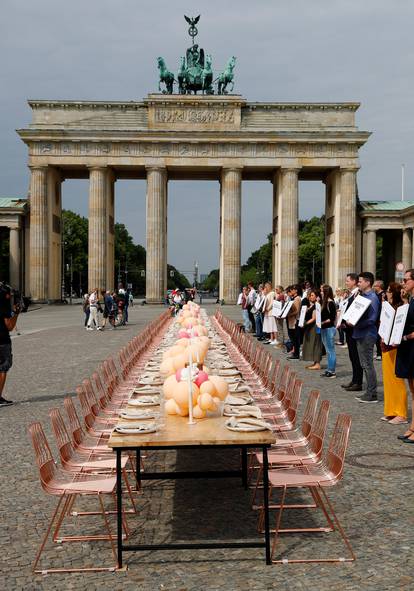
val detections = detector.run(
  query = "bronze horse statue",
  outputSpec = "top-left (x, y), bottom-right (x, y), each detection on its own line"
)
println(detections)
top-left (157, 57), bottom-right (174, 94)
top-left (217, 56), bottom-right (236, 95)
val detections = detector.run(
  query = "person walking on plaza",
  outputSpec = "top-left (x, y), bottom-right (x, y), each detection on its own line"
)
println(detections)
top-left (395, 269), bottom-right (414, 443)
top-left (350, 272), bottom-right (380, 403)
top-left (302, 289), bottom-right (322, 370)
top-left (82, 293), bottom-right (90, 327)
top-left (274, 285), bottom-right (286, 347)
top-left (87, 288), bottom-right (101, 331)
top-left (380, 282), bottom-right (408, 424)
top-left (0, 284), bottom-right (20, 406)
top-left (101, 290), bottom-right (114, 330)
top-left (262, 282), bottom-right (277, 344)
top-left (341, 273), bottom-right (363, 392)
top-left (320, 284), bottom-right (337, 378)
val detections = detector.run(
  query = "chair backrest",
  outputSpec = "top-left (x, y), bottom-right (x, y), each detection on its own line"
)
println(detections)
top-left (281, 370), bottom-right (296, 408)
top-left (300, 389), bottom-right (320, 438)
top-left (49, 408), bottom-right (74, 465)
top-left (28, 422), bottom-right (56, 490)
top-left (77, 386), bottom-right (96, 429)
top-left (308, 399), bottom-right (330, 458)
top-left (286, 378), bottom-right (303, 424)
top-left (277, 364), bottom-right (291, 401)
top-left (64, 396), bottom-right (84, 446)
top-left (83, 378), bottom-right (100, 417)
top-left (92, 371), bottom-right (108, 409)
top-left (325, 414), bottom-right (352, 480)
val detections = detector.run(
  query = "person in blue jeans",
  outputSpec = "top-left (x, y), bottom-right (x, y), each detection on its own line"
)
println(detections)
top-left (320, 284), bottom-right (337, 378)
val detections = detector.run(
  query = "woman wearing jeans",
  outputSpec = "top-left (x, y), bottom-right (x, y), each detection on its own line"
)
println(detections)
top-left (320, 284), bottom-right (337, 378)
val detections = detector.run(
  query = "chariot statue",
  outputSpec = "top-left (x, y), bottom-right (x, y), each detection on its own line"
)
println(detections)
top-left (156, 15), bottom-right (236, 96)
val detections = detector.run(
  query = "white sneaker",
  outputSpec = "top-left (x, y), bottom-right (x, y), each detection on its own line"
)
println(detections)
top-left (86, 327), bottom-right (93, 331)
top-left (97, 327), bottom-right (102, 331)
top-left (270, 339), bottom-right (277, 345)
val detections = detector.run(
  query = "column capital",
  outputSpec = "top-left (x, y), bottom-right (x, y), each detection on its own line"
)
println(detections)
top-left (221, 166), bottom-right (243, 173)
top-left (278, 166), bottom-right (301, 174)
top-left (145, 165), bottom-right (167, 173)
top-left (339, 165), bottom-right (360, 173)
top-left (87, 165), bottom-right (108, 173)
top-left (28, 164), bottom-right (48, 172)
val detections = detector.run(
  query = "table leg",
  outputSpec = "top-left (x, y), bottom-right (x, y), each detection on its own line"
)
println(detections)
top-left (136, 449), bottom-right (141, 489)
top-left (262, 446), bottom-right (271, 565)
top-left (116, 449), bottom-right (123, 569)
top-left (241, 447), bottom-right (248, 490)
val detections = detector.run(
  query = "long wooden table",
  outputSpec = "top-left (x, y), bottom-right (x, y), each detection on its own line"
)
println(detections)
top-left (108, 415), bottom-right (276, 567)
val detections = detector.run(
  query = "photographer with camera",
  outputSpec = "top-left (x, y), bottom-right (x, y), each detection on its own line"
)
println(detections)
top-left (0, 283), bottom-right (20, 406)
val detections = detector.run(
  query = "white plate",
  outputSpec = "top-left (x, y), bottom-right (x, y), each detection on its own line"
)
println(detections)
top-left (226, 424), bottom-right (268, 432)
top-left (114, 424), bottom-right (157, 435)
top-left (128, 397), bottom-right (160, 407)
top-left (120, 411), bottom-right (157, 420)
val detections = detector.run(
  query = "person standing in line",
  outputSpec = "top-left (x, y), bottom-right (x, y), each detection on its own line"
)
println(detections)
top-left (274, 285), bottom-right (286, 348)
top-left (286, 285), bottom-right (302, 360)
top-left (320, 284), bottom-right (337, 378)
top-left (334, 288), bottom-right (346, 346)
top-left (262, 282), bottom-right (277, 344)
top-left (302, 289), bottom-right (322, 370)
top-left (240, 286), bottom-right (251, 333)
top-left (0, 285), bottom-right (20, 406)
top-left (380, 282), bottom-right (408, 424)
top-left (373, 279), bottom-right (386, 360)
top-left (87, 288), bottom-right (101, 331)
top-left (101, 290), bottom-right (114, 330)
top-left (395, 269), bottom-right (414, 443)
top-left (246, 282), bottom-right (257, 334)
top-left (253, 284), bottom-right (265, 340)
top-left (350, 272), bottom-right (380, 403)
top-left (341, 273), bottom-right (363, 392)
top-left (82, 293), bottom-right (90, 327)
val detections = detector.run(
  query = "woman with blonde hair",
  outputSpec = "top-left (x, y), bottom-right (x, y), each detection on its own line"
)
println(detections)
top-left (262, 282), bottom-right (277, 344)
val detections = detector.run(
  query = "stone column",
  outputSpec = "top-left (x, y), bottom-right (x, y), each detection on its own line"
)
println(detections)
top-left (275, 167), bottom-right (299, 286)
top-left (146, 166), bottom-right (167, 303)
top-left (336, 167), bottom-right (358, 283)
top-left (9, 227), bottom-right (21, 289)
top-left (402, 228), bottom-right (413, 271)
top-left (219, 167), bottom-right (242, 304)
top-left (29, 166), bottom-right (49, 301)
top-left (88, 167), bottom-right (108, 291)
top-left (363, 229), bottom-right (377, 275)
top-left (271, 174), bottom-right (278, 286)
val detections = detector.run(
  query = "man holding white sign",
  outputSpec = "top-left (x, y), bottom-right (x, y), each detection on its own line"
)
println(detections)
top-left (349, 272), bottom-right (380, 403)
top-left (340, 274), bottom-right (363, 392)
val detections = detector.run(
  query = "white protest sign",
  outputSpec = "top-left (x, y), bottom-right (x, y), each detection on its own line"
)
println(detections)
top-left (378, 301), bottom-right (396, 345)
top-left (272, 300), bottom-right (283, 317)
top-left (237, 293), bottom-right (243, 305)
top-left (389, 304), bottom-right (409, 346)
top-left (342, 295), bottom-right (371, 326)
top-left (280, 300), bottom-right (294, 319)
top-left (315, 302), bottom-right (322, 328)
top-left (298, 305), bottom-right (307, 328)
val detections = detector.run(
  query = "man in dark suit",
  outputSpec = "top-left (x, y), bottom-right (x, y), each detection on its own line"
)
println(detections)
top-left (341, 273), bottom-right (363, 391)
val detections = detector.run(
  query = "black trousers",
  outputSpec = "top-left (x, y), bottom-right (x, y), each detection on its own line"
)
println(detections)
top-left (345, 328), bottom-right (363, 385)
top-left (288, 325), bottom-right (301, 357)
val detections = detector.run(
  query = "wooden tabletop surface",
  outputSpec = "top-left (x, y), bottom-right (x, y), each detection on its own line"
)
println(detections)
top-left (108, 414), bottom-right (276, 448)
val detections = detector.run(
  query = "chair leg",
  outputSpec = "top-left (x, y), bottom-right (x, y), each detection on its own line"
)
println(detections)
top-left (270, 485), bottom-right (287, 561)
top-left (33, 495), bottom-right (65, 573)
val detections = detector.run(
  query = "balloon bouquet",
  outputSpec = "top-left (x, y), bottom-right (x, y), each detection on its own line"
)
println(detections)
top-left (161, 302), bottom-right (229, 421)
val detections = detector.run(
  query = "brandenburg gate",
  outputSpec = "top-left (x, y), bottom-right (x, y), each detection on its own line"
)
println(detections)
top-left (18, 94), bottom-right (369, 303)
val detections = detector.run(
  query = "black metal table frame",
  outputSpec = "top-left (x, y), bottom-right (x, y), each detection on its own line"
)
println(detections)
top-left (114, 444), bottom-right (271, 567)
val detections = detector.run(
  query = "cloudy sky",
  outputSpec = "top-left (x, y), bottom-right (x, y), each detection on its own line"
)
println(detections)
top-left (1, 0), bottom-right (414, 277)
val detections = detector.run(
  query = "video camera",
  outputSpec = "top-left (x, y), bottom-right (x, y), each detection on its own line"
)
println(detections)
top-left (0, 282), bottom-right (30, 315)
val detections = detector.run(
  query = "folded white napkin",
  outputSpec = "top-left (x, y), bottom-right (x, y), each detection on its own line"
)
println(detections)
top-left (225, 417), bottom-right (273, 431)
top-left (224, 405), bottom-right (262, 418)
top-left (224, 394), bottom-right (252, 406)
top-left (128, 396), bottom-right (159, 406)
top-left (114, 423), bottom-right (157, 434)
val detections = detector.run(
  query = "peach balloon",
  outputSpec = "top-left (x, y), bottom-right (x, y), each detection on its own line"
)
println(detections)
top-left (165, 398), bottom-right (178, 415)
top-left (178, 329), bottom-right (189, 339)
top-left (173, 381), bottom-right (199, 407)
top-left (172, 353), bottom-right (187, 371)
top-left (175, 338), bottom-right (190, 347)
top-left (208, 375), bottom-right (229, 400)
top-left (193, 404), bottom-right (206, 419)
top-left (198, 392), bottom-right (214, 411)
top-left (163, 374), bottom-right (178, 399)
top-left (160, 358), bottom-right (175, 377)
top-left (199, 380), bottom-right (217, 397)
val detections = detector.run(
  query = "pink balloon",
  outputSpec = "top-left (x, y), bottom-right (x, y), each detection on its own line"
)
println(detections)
top-left (175, 369), bottom-right (183, 382)
top-left (194, 370), bottom-right (209, 388)
top-left (178, 329), bottom-right (190, 339)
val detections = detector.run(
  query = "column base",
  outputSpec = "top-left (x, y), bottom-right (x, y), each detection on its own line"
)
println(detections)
top-left (145, 298), bottom-right (166, 305)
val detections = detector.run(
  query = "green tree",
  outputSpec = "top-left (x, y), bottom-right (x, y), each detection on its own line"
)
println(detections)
top-left (298, 217), bottom-right (325, 285)
top-left (167, 265), bottom-right (191, 291)
top-left (114, 223), bottom-right (146, 294)
top-left (202, 268), bottom-right (219, 291)
top-left (62, 209), bottom-right (88, 295)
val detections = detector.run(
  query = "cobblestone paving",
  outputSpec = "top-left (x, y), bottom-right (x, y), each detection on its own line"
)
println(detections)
top-left (1, 303), bottom-right (413, 590)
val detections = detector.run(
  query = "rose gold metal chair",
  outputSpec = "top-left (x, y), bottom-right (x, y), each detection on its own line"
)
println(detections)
top-left (28, 422), bottom-right (127, 573)
top-left (260, 414), bottom-right (355, 564)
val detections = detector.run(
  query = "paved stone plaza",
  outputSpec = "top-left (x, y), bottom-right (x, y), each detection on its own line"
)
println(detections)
top-left (1, 304), bottom-right (413, 590)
